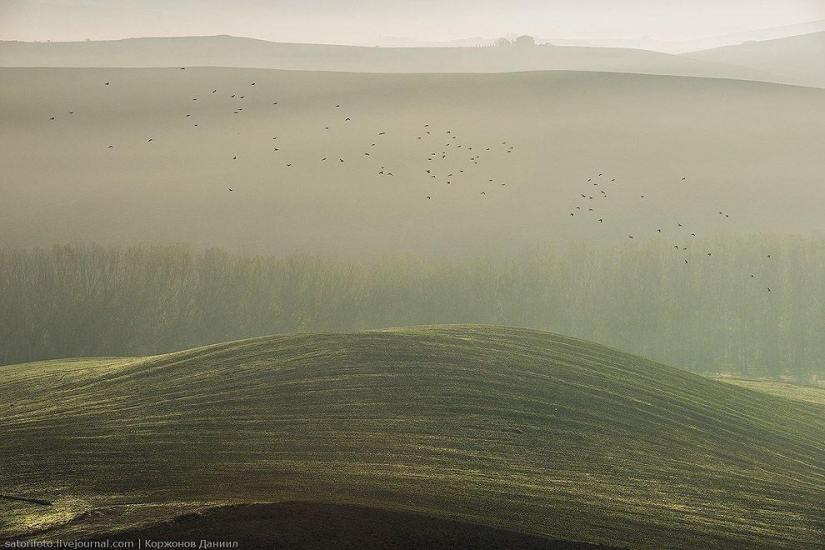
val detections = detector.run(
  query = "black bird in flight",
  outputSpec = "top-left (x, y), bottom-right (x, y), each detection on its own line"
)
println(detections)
top-left (228, 188), bottom-right (233, 192)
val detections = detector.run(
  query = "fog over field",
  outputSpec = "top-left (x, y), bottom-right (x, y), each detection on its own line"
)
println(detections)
top-left (2, 2), bottom-right (825, 549)
top-left (2, 66), bottom-right (824, 257)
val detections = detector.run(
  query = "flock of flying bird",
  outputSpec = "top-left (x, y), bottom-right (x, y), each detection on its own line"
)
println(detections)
top-left (49, 67), bottom-right (518, 200)
top-left (568, 172), bottom-right (775, 291)
top-left (46, 68), bottom-right (775, 292)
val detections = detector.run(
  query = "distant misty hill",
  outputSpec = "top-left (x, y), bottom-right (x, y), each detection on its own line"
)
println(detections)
top-left (366, 36), bottom-right (496, 48)
top-left (0, 34), bottom-right (793, 85)
top-left (544, 19), bottom-right (825, 55)
top-left (684, 31), bottom-right (825, 89)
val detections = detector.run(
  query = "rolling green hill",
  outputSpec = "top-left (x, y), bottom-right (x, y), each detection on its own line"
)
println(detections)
top-left (709, 377), bottom-right (825, 406)
top-left (1, 325), bottom-right (823, 549)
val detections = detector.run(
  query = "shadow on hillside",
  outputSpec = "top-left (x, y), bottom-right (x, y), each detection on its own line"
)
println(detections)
top-left (98, 502), bottom-right (628, 549)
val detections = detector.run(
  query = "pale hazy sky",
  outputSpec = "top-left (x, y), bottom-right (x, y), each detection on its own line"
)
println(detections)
top-left (1, 0), bottom-right (824, 44)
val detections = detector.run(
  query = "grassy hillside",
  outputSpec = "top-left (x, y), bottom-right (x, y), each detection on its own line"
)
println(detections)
top-left (1, 325), bottom-right (823, 549)
top-left (2, 67), bottom-right (825, 257)
top-left (709, 377), bottom-right (825, 406)
top-left (684, 32), bottom-right (825, 89)
top-left (0, 35), bottom-right (777, 82)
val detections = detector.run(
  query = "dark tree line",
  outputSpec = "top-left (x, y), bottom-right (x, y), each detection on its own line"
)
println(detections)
top-left (0, 239), bottom-right (822, 382)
